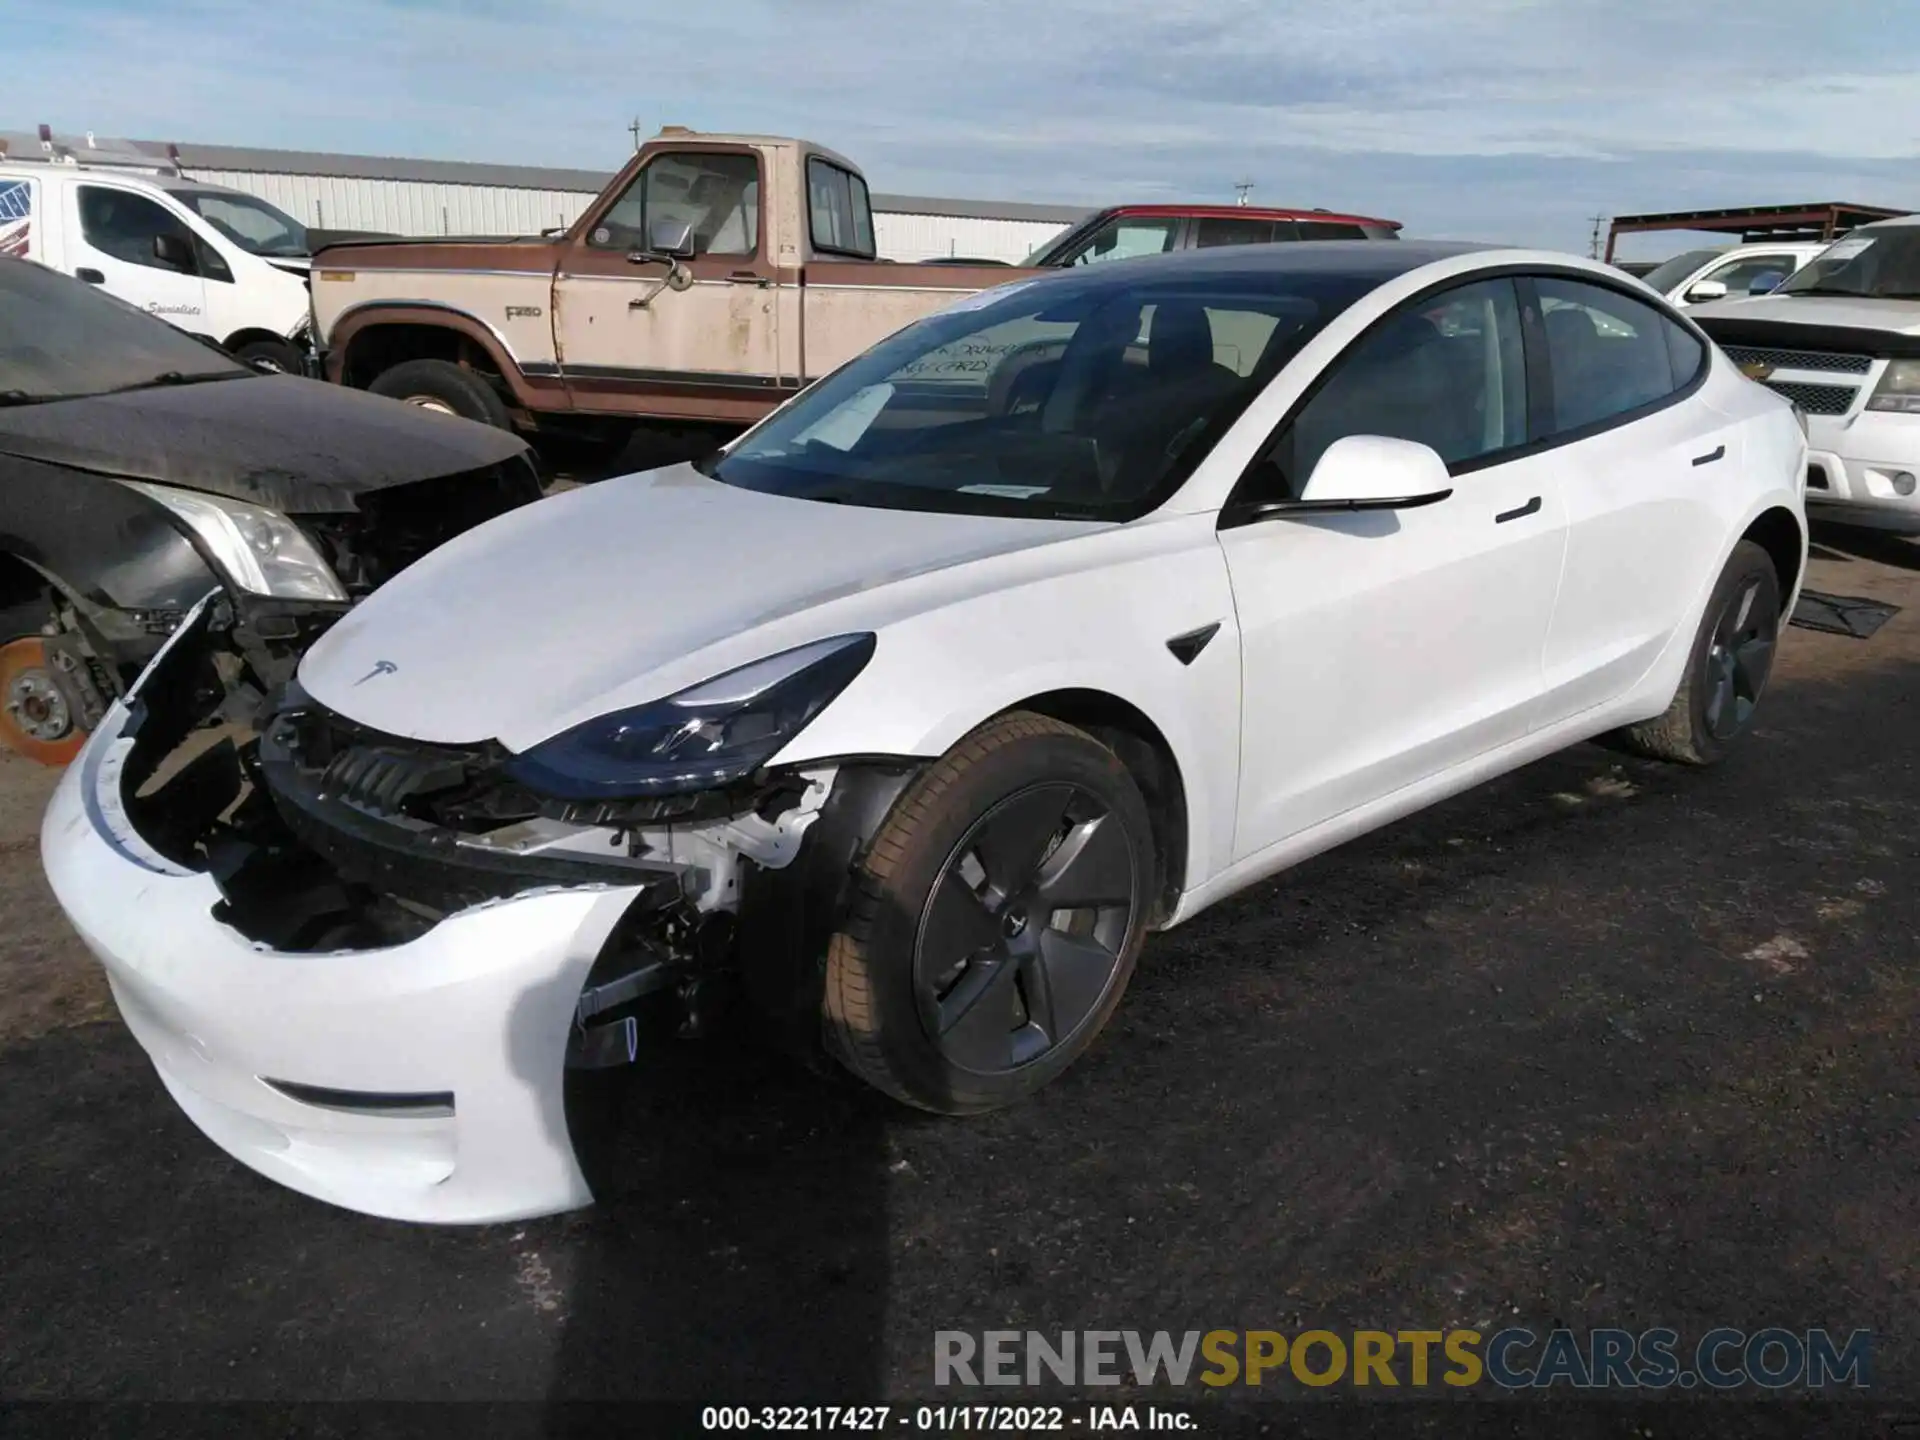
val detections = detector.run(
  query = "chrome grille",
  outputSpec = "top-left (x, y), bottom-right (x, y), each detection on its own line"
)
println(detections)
top-left (1760, 380), bottom-right (1858, 416)
top-left (1722, 344), bottom-right (1872, 376)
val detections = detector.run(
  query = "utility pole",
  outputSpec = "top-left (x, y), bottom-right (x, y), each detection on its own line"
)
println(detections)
top-left (628, 116), bottom-right (645, 152)
top-left (1234, 180), bottom-right (1254, 208)
top-left (1588, 213), bottom-right (1607, 260)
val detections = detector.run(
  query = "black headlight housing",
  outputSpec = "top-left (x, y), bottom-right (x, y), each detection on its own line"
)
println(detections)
top-left (501, 633), bottom-right (876, 801)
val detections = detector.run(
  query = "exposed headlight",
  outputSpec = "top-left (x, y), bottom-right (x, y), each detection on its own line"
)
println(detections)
top-left (504, 633), bottom-right (877, 800)
top-left (1866, 359), bottom-right (1920, 414)
top-left (122, 481), bottom-right (347, 602)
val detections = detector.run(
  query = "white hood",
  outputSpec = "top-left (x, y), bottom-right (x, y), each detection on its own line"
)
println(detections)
top-left (1689, 293), bottom-right (1920, 335)
top-left (297, 464), bottom-right (1107, 749)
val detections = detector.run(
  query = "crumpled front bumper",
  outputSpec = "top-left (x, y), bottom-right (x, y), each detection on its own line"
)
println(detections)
top-left (39, 633), bottom-right (653, 1224)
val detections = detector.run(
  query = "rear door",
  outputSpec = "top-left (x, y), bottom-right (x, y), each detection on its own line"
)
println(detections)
top-left (1528, 274), bottom-right (1736, 723)
top-left (68, 182), bottom-right (207, 333)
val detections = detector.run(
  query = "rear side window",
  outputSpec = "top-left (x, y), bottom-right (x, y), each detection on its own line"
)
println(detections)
top-left (1194, 216), bottom-right (1282, 248)
top-left (1536, 277), bottom-right (1701, 434)
top-left (808, 157), bottom-right (876, 258)
top-left (1299, 220), bottom-right (1368, 240)
top-left (77, 186), bottom-right (197, 272)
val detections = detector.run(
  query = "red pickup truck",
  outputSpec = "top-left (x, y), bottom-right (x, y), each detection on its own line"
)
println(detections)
top-left (1022, 202), bottom-right (1402, 267)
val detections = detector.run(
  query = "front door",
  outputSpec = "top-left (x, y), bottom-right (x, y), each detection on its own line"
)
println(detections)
top-left (1221, 276), bottom-right (1568, 860)
top-left (551, 147), bottom-right (781, 419)
top-left (69, 183), bottom-right (208, 337)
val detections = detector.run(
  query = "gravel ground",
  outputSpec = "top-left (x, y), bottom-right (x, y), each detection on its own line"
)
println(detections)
top-left (0, 522), bottom-right (1916, 1432)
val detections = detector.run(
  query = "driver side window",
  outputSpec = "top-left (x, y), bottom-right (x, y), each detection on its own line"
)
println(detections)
top-left (587, 151), bottom-right (760, 255)
top-left (1255, 277), bottom-right (1529, 500)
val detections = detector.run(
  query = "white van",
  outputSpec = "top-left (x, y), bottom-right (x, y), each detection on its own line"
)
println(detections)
top-left (0, 129), bottom-right (312, 372)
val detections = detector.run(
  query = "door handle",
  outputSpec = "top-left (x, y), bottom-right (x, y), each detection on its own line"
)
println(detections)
top-left (75, 268), bottom-right (105, 284)
top-left (1691, 444), bottom-right (1726, 467)
top-left (1495, 496), bottom-right (1542, 524)
top-left (726, 269), bottom-right (771, 287)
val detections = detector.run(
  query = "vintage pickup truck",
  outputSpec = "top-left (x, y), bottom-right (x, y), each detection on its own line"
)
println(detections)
top-left (307, 129), bottom-right (1032, 461)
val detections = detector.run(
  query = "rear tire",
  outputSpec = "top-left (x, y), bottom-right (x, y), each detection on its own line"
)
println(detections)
top-left (0, 602), bottom-right (84, 767)
top-left (1611, 539), bottom-right (1781, 766)
top-left (368, 359), bottom-right (512, 429)
top-left (823, 711), bottom-right (1155, 1115)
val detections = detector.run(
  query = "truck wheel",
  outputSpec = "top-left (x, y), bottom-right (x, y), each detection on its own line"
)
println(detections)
top-left (368, 359), bottom-right (512, 430)
top-left (0, 602), bottom-right (83, 767)
top-left (823, 712), bottom-right (1155, 1115)
top-left (230, 338), bottom-right (305, 375)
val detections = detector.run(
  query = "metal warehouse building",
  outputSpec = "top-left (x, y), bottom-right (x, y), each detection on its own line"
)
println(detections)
top-left (115, 138), bottom-right (1086, 264)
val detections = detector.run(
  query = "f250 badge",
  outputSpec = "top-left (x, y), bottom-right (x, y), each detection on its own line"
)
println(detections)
top-left (505, 305), bottom-right (543, 320)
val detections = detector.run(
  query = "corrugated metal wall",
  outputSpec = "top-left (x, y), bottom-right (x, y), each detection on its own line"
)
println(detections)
top-left (193, 170), bottom-right (595, 238)
top-left (872, 212), bottom-right (1070, 263)
top-left (193, 168), bottom-right (1072, 261)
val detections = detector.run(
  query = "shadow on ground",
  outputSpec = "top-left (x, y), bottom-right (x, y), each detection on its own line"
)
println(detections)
top-left (0, 613), bottom-right (1916, 1413)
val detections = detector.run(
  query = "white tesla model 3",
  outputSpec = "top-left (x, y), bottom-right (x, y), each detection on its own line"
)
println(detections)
top-left (43, 242), bottom-right (1808, 1223)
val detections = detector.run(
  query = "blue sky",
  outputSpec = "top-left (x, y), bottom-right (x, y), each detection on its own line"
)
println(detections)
top-left (13, 0), bottom-right (1920, 256)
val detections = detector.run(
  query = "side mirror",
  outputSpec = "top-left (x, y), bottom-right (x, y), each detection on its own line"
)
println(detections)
top-left (1748, 270), bottom-right (1787, 295)
top-left (1295, 435), bottom-right (1454, 510)
top-left (152, 232), bottom-right (195, 274)
top-left (647, 216), bottom-right (695, 259)
top-left (1683, 279), bottom-right (1728, 304)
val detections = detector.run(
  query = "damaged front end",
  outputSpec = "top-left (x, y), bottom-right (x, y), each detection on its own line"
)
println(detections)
top-left (109, 592), bottom-right (921, 1078)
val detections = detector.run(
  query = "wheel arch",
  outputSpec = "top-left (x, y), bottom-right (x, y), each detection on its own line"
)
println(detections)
top-left (220, 326), bottom-right (298, 355)
top-left (1741, 504), bottom-right (1807, 607)
top-left (330, 305), bottom-right (541, 409)
top-left (994, 687), bottom-right (1190, 926)
top-left (0, 550), bottom-right (54, 617)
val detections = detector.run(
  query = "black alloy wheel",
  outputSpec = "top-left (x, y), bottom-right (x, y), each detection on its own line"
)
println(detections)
top-left (914, 782), bottom-right (1136, 1075)
top-left (1702, 573), bottom-right (1777, 742)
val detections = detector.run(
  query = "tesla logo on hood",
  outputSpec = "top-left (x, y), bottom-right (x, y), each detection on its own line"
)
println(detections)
top-left (354, 660), bottom-right (398, 685)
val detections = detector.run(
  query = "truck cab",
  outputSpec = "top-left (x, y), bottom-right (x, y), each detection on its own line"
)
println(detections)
top-left (0, 127), bottom-right (316, 373)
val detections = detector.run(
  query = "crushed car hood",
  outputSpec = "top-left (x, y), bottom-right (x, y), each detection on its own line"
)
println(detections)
top-left (0, 375), bottom-right (529, 513)
top-left (298, 464), bottom-right (1110, 750)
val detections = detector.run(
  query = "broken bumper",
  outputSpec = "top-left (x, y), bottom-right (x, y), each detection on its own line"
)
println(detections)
top-left (41, 701), bottom-right (652, 1224)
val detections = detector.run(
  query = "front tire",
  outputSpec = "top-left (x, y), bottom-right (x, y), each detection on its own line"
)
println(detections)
top-left (0, 602), bottom-right (83, 767)
top-left (368, 358), bottom-right (512, 429)
top-left (230, 338), bottom-right (305, 375)
top-left (1612, 539), bottom-right (1781, 766)
top-left (824, 712), bottom-right (1156, 1115)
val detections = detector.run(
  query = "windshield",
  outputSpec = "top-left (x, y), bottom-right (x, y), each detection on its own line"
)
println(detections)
top-left (1638, 248), bottom-right (1723, 296)
top-left (172, 188), bottom-right (309, 257)
top-left (1775, 227), bottom-right (1920, 299)
top-left (0, 257), bottom-right (247, 402)
top-left (700, 265), bottom-right (1382, 521)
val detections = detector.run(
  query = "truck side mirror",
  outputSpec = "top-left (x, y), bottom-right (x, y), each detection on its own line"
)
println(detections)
top-left (151, 232), bottom-right (195, 274)
top-left (647, 217), bottom-right (696, 259)
top-left (1683, 278), bottom-right (1728, 304)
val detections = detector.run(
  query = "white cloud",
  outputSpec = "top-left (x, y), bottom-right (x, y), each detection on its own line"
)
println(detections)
top-left (14, 0), bottom-right (1920, 250)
